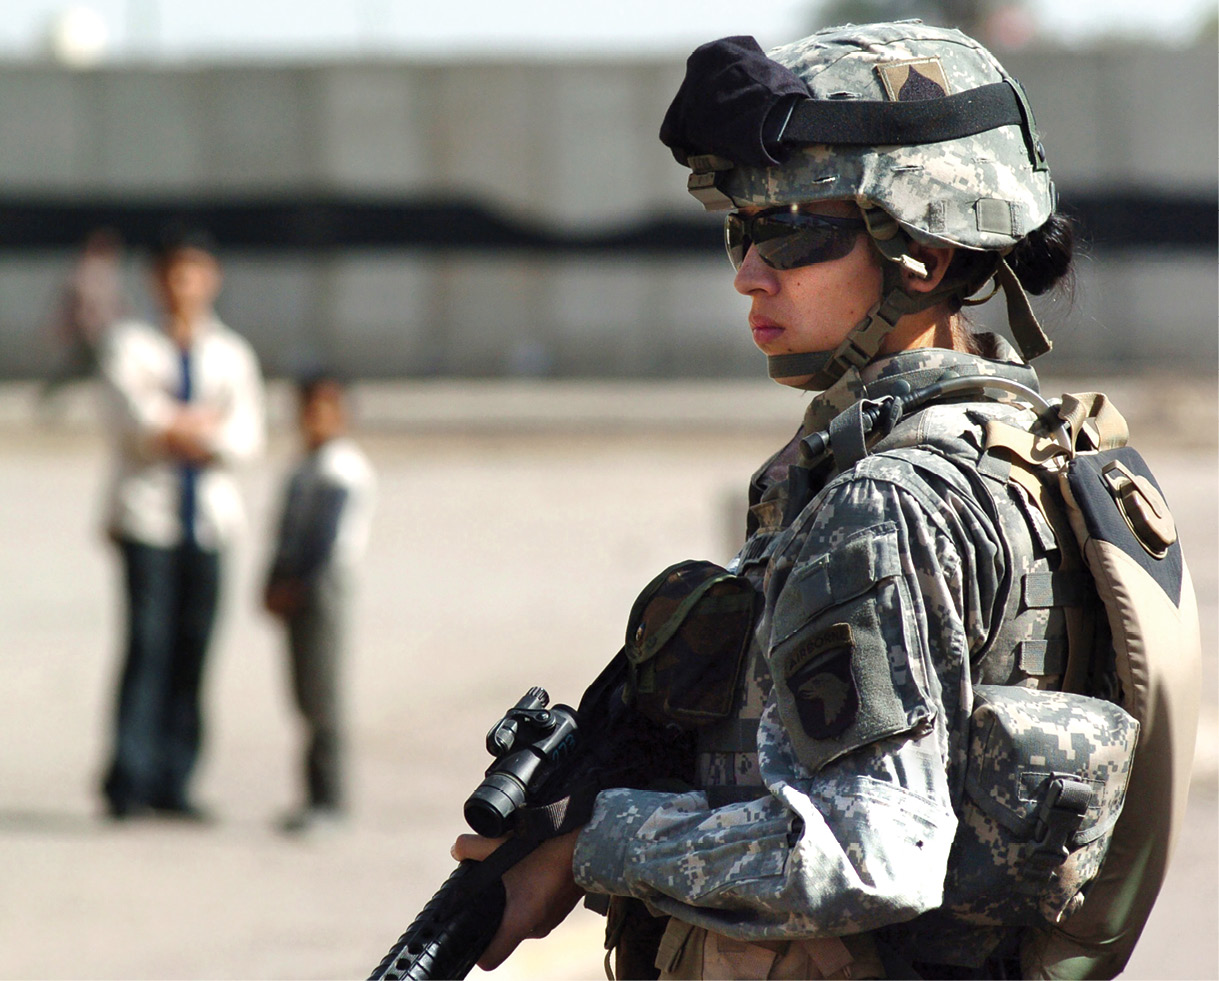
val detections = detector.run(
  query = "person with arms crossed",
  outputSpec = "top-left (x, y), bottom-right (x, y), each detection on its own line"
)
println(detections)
top-left (98, 225), bottom-right (266, 821)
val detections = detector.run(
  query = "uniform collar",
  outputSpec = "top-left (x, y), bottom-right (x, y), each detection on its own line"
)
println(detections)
top-left (800, 333), bottom-right (1037, 435)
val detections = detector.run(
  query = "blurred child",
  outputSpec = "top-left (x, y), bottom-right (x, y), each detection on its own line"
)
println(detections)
top-left (264, 372), bottom-right (376, 833)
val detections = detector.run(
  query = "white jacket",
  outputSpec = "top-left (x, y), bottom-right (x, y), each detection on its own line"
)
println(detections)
top-left (99, 315), bottom-right (266, 550)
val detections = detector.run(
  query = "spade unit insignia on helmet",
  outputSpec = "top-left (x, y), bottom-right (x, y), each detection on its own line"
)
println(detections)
top-left (876, 57), bottom-right (950, 101)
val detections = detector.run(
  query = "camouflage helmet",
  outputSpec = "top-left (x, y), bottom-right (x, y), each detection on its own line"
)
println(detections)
top-left (661, 21), bottom-right (1056, 388)
top-left (714, 21), bottom-right (1056, 252)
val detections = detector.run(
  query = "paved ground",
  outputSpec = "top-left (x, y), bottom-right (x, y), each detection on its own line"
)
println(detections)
top-left (0, 376), bottom-right (1214, 980)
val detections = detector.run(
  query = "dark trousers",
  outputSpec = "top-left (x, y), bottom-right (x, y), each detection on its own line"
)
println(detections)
top-left (103, 538), bottom-right (221, 812)
top-left (286, 571), bottom-right (348, 810)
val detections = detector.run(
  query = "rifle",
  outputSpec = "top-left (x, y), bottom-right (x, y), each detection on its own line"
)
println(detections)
top-left (366, 658), bottom-right (695, 981)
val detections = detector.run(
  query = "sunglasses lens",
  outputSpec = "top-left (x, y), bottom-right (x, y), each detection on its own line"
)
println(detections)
top-left (755, 216), bottom-right (858, 270)
top-left (725, 212), bottom-right (863, 271)
top-left (725, 214), bottom-right (748, 270)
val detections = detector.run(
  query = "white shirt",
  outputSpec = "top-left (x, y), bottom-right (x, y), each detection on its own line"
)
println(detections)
top-left (99, 315), bottom-right (266, 550)
top-left (315, 437), bottom-right (376, 571)
top-left (300, 436), bottom-right (377, 572)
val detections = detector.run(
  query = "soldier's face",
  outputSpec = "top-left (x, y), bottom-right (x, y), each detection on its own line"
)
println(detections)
top-left (732, 199), bottom-right (882, 388)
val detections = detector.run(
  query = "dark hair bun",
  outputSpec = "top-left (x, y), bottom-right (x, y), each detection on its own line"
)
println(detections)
top-left (1007, 211), bottom-right (1075, 296)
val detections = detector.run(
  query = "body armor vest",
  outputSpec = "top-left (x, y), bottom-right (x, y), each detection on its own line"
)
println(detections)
top-left (694, 398), bottom-right (1095, 810)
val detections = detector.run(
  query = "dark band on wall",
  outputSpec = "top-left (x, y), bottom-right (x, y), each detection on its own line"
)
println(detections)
top-left (0, 192), bottom-right (1210, 253)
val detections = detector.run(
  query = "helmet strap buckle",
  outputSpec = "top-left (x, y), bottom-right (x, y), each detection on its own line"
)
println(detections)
top-left (861, 204), bottom-right (929, 278)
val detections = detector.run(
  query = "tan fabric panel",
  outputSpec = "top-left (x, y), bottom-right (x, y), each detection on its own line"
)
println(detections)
top-left (656, 920), bottom-right (883, 980)
top-left (1057, 394), bottom-right (1130, 452)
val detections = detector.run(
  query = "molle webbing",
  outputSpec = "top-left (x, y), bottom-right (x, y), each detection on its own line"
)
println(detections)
top-left (698, 708), bottom-right (767, 808)
top-left (982, 417), bottom-right (1097, 693)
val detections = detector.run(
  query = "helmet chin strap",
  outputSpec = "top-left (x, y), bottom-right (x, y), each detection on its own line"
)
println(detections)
top-left (765, 281), bottom-right (918, 389)
top-left (766, 250), bottom-right (931, 391)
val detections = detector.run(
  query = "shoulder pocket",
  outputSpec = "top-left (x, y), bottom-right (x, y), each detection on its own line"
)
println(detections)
top-left (624, 560), bottom-right (759, 729)
top-left (769, 523), bottom-right (934, 773)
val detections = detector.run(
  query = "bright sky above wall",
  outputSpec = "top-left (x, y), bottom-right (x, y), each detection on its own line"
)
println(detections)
top-left (0, 0), bottom-right (1213, 64)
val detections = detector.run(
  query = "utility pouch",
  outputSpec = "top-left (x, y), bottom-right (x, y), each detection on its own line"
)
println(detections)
top-left (941, 684), bottom-right (1139, 927)
top-left (603, 896), bottom-right (666, 981)
top-left (623, 560), bottom-right (759, 729)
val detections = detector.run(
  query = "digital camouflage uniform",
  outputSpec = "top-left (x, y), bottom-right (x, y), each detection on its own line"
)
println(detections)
top-left (574, 335), bottom-right (1093, 976)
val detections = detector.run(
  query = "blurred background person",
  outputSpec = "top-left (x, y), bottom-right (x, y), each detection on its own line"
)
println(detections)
top-left (97, 224), bottom-right (266, 821)
top-left (263, 370), bottom-right (376, 835)
top-left (37, 227), bottom-right (128, 414)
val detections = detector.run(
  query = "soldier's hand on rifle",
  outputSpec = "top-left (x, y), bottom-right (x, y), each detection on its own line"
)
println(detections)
top-left (451, 828), bottom-right (586, 971)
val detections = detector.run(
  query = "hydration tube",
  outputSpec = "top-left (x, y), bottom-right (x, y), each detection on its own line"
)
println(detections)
top-left (802, 374), bottom-right (1072, 462)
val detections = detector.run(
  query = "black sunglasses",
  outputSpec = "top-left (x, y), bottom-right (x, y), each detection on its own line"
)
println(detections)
top-left (725, 208), bottom-right (866, 271)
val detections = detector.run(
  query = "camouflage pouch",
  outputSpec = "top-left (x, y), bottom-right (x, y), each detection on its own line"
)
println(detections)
top-left (623, 560), bottom-right (759, 729)
top-left (941, 684), bottom-right (1139, 928)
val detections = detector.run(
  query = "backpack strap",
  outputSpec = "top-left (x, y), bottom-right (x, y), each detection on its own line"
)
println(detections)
top-left (1057, 391), bottom-right (1130, 452)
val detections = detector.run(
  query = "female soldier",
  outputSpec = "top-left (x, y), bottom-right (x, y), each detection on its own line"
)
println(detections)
top-left (454, 21), bottom-right (1164, 980)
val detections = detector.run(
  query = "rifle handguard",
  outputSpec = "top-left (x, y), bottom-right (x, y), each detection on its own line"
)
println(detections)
top-left (367, 861), bottom-right (506, 980)
top-left (367, 835), bottom-right (538, 980)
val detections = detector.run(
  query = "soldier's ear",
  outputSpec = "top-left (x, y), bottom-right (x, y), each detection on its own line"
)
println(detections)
top-left (903, 241), bottom-right (955, 293)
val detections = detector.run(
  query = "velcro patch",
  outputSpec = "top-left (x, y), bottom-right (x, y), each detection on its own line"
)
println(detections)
top-left (876, 58), bottom-right (950, 102)
top-left (784, 623), bottom-right (859, 739)
top-left (975, 198), bottom-right (1016, 236)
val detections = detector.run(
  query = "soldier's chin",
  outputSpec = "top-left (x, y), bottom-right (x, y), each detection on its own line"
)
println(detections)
top-left (772, 372), bottom-right (817, 390)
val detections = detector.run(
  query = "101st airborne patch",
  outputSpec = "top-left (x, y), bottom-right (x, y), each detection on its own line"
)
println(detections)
top-left (783, 622), bottom-right (859, 738)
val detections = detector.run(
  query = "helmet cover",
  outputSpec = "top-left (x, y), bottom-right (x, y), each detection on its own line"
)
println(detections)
top-left (713, 21), bottom-right (1055, 251)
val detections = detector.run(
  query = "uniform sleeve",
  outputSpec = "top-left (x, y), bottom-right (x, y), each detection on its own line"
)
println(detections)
top-left (574, 457), bottom-right (1002, 939)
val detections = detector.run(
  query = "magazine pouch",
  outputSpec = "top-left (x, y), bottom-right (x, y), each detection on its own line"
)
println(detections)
top-left (623, 560), bottom-right (759, 729)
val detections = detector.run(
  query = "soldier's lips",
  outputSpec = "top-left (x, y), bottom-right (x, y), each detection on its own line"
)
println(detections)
top-left (750, 318), bottom-right (785, 347)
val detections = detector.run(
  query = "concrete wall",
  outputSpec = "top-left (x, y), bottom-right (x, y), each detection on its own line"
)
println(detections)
top-left (1, 45), bottom-right (1215, 379)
